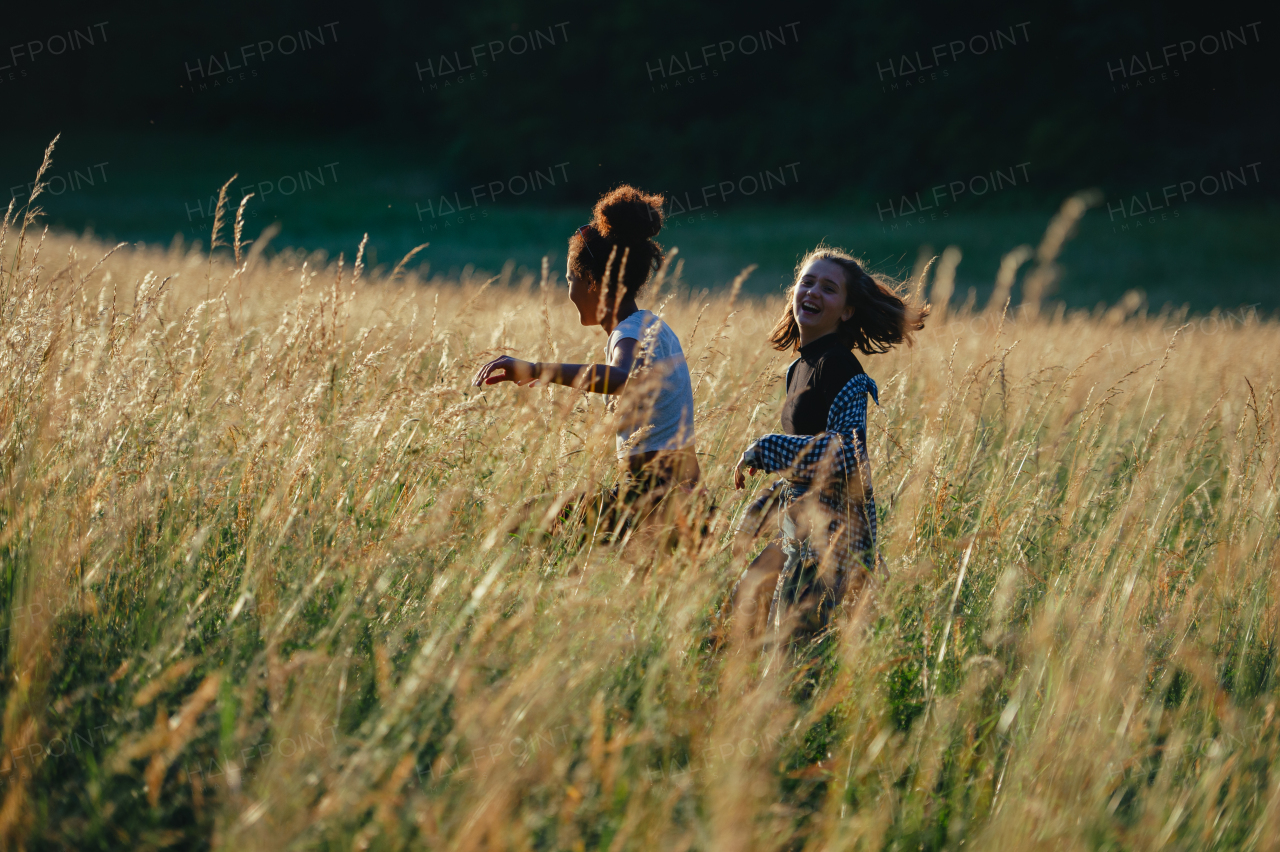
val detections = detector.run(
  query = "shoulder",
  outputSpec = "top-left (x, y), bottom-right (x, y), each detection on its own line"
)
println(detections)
top-left (815, 347), bottom-right (865, 389)
top-left (832, 372), bottom-right (879, 408)
top-left (613, 309), bottom-right (665, 341)
top-left (611, 310), bottom-right (647, 340)
top-left (608, 311), bottom-right (649, 352)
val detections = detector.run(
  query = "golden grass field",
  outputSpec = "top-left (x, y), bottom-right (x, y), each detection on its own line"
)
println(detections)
top-left (1, 157), bottom-right (1278, 850)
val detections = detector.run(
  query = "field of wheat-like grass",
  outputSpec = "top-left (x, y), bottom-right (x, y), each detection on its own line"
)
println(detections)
top-left (1, 161), bottom-right (1278, 850)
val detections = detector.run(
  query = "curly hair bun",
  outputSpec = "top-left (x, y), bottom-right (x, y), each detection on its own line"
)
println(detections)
top-left (592, 185), bottom-right (664, 242)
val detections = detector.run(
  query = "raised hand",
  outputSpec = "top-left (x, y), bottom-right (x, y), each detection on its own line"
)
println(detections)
top-left (472, 355), bottom-right (538, 387)
top-left (734, 450), bottom-right (759, 490)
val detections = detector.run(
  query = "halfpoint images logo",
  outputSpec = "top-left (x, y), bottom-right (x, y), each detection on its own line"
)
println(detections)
top-left (415, 162), bottom-right (570, 231)
top-left (1106, 21), bottom-right (1262, 93)
top-left (415, 22), bottom-right (570, 93)
top-left (0, 21), bottom-right (110, 85)
top-left (645, 22), bottom-right (800, 94)
top-left (876, 162), bottom-right (1031, 231)
top-left (876, 21), bottom-right (1030, 93)
top-left (180, 22), bottom-right (340, 93)
top-left (658, 162), bottom-right (801, 229)
top-left (10, 162), bottom-right (109, 202)
top-left (1106, 162), bottom-right (1262, 233)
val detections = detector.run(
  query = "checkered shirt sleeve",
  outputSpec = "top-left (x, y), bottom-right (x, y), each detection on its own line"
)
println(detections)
top-left (744, 374), bottom-right (879, 479)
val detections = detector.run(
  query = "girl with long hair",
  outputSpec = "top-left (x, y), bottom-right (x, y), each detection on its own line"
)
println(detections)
top-left (730, 245), bottom-right (929, 642)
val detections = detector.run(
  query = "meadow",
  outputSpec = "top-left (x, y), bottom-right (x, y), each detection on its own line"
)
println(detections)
top-left (1, 158), bottom-right (1279, 850)
top-left (6, 129), bottom-right (1277, 316)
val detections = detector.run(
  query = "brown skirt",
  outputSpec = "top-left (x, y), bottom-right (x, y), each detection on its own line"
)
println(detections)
top-left (623, 445), bottom-right (701, 490)
top-left (580, 446), bottom-right (701, 542)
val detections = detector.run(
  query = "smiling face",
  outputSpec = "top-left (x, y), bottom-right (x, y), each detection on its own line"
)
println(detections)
top-left (567, 255), bottom-right (600, 327)
top-left (792, 258), bottom-right (853, 343)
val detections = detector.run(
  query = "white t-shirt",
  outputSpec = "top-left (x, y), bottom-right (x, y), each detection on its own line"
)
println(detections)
top-left (606, 310), bottom-right (696, 456)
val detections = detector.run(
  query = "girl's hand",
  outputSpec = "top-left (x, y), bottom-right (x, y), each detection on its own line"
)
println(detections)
top-left (734, 451), bottom-right (758, 490)
top-left (473, 356), bottom-right (538, 387)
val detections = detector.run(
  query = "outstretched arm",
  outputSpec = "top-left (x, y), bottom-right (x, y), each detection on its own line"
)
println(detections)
top-left (741, 374), bottom-right (879, 481)
top-left (472, 338), bottom-right (639, 396)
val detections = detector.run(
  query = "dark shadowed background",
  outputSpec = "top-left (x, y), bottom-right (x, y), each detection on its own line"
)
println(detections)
top-left (1, 0), bottom-right (1275, 311)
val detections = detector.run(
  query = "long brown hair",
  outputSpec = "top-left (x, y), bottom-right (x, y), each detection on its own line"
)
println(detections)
top-left (568, 185), bottom-right (665, 305)
top-left (768, 245), bottom-right (930, 354)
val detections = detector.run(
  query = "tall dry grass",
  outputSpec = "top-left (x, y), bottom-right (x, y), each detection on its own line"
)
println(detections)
top-left (0, 160), bottom-right (1277, 850)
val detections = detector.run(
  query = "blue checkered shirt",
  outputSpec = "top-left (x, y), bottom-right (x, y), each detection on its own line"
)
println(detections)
top-left (743, 373), bottom-right (879, 574)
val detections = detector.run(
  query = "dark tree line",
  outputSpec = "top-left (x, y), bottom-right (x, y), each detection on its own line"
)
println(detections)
top-left (2, 0), bottom-right (1274, 203)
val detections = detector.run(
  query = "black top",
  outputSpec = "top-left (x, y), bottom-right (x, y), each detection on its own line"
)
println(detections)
top-left (780, 333), bottom-right (865, 436)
